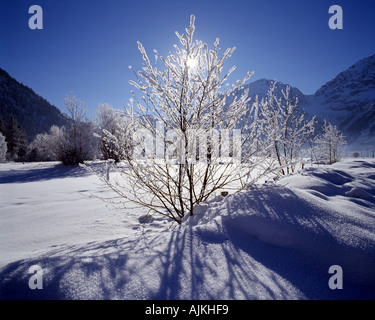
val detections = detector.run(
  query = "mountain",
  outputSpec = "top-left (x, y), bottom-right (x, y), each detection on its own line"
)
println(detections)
top-left (246, 54), bottom-right (375, 149)
top-left (0, 68), bottom-right (69, 142)
top-left (311, 54), bottom-right (375, 148)
top-left (244, 78), bottom-right (310, 112)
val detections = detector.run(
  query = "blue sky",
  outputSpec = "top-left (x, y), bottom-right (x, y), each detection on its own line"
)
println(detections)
top-left (1, 0), bottom-right (375, 117)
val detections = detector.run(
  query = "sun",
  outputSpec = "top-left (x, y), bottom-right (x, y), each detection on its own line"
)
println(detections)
top-left (186, 56), bottom-right (197, 69)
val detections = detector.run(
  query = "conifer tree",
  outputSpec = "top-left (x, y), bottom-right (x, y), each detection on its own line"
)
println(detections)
top-left (4, 117), bottom-right (28, 161)
top-left (0, 132), bottom-right (7, 162)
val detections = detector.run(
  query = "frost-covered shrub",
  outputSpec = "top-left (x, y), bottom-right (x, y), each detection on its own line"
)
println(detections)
top-left (314, 120), bottom-right (346, 164)
top-left (86, 15), bottom-right (274, 224)
top-left (95, 103), bottom-right (134, 162)
top-left (29, 125), bottom-right (65, 161)
top-left (259, 82), bottom-right (316, 175)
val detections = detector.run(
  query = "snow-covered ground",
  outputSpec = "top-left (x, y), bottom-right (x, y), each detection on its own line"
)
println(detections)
top-left (0, 159), bottom-right (374, 299)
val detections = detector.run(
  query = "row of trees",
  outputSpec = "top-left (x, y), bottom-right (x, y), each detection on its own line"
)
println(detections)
top-left (28, 95), bottom-right (133, 165)
top-left (0, 94), bottom-right (129, 165)
top-left (258, 82), bottom-right (346, 171)
top-left (0, 89), bottom-right (346, 168)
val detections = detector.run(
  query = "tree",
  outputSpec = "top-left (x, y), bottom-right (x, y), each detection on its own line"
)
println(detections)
top-left (59, 93), bottom-right (98, 165)
top-left (0, 117), bottom-right (5, 137)
top-left (314, 120), bottom-right (346, 164)
top-left (95, 103), bottom-right (134, 162)
top-left (0, 132), bottom-right (7, 162)
top-left (4, 117), bottom-right (28, 161)
top-left (259, 82), bottom-right (316, 175)
top-left (29, 125), bottom-right (66, 161)
top-left (353, 152), bottom-right (360, 158)
top-left (85, 15), bottom-right (273, 224)
top-left (30, 94), bottom-right (99, 165)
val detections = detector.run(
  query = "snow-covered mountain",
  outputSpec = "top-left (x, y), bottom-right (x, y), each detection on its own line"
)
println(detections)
top-left (0, 68), bottom-right (70, 142)
top-left (312, 54), bottom-right (375, 148)
top-left (246, 54), bottom-right (375, 149)
top-left (245, 78), bottom-right (309, 107)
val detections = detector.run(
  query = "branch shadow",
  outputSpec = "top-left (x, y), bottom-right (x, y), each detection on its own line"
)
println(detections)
top-left (0, 227), bottom-right (300, 300)
top-left (1, 186), bottom-right (375, 300)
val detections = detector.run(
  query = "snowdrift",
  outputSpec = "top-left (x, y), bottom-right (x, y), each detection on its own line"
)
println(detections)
top-left (1, 160), bottom-right (375, 299)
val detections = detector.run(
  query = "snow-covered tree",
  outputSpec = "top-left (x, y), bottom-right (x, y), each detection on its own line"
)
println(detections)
top-left (314, 120), bottom-right (346, 164)
top-left (95, 103), bottom-right (134, 162)
top-left (58, 93), bottom-right (98, 165)
top-left (0, 132), bottom-right (7, 162)
top-left (29, 94), bottom-right (98, 165)
top-left (85, 15), bottom-right (273, 224)
top-left (258, 82), bottom-right (315, 175)
top-left (29, 125), bottom-right (66, 161)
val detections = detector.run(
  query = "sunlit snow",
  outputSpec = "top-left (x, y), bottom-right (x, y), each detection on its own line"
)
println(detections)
top-left (0, 159), bottom-right (374, 299)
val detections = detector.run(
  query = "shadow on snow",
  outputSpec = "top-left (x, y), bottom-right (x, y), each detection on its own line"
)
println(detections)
top-left (1, 187), bottom-right (375, 300)
top-left (0, 163), bottom-right (89, 184)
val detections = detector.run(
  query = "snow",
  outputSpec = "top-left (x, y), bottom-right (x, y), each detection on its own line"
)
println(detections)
top-left (1, 159), bottom-right (375, 299)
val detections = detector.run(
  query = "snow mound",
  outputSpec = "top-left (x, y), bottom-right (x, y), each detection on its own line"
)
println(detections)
top-left (182, 159), bottom-right (375, 292)
top-left (345, 187), bottom-right (373, 199)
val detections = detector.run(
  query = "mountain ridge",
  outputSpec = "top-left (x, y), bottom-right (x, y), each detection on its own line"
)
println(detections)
top-left (0, 68), bottom-right (69, 142)
top-left (246, 54), bottom-right (375, 149)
